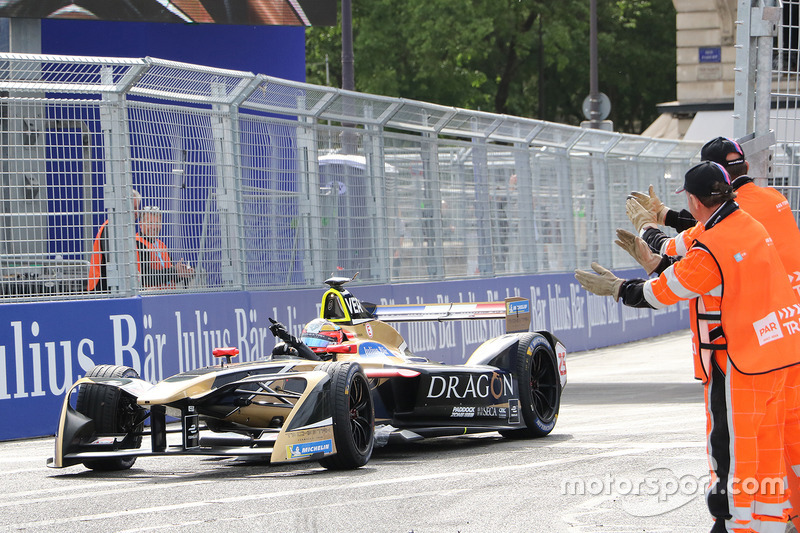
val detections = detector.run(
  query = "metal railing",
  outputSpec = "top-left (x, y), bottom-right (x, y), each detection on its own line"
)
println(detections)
top-left (0, 53), bottom-right (704, 299)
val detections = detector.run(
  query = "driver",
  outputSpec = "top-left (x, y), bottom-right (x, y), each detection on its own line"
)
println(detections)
top-left (300, 318), bottom-right (345, 352)
top-left (268, 318), bottom-right (322, 361)
top-left (269, 318), bottom-right (348, 360)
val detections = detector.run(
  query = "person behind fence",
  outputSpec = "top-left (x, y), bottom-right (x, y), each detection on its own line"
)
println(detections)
top-left (575, 161), bottom-right (800, 533)
top-left (87, 189), bottom-right (141, 292)
top-left (135, 205), bottom-right (194, 288)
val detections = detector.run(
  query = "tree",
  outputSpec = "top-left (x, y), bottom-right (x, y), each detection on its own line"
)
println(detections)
top-left (305, 0), bottom-right (676, 135)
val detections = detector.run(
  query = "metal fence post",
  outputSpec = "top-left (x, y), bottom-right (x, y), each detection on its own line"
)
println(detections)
top-left (421, 131), bottom-right (444, 279)
top-left (735, 0), bottom-right (781, 185)
top-left (211, 81), bottom-right (244, 289)
top-left (555, 150), bottom-right (578, 270)
top-left (100, 68), bottom-right (137, 295)
top-left (733, 0), bottom-right (756, 139)
top-left (591, 153), bottom-right (613, 266)
top-left (295, 90), bottom-right (322, 286)
top-left (364, 103), bottom-right (389, 282)
top-left (513, 141), bottom-right (536, 272)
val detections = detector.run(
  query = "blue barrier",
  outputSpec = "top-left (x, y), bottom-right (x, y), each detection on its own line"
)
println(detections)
top-left (0, 269), bottom-right (688, 441)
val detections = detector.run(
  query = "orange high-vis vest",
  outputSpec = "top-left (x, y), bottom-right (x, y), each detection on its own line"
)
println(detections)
top-left (691, 209), bottom-right (800, 377)
top-left (135, 235), bottom-right (175, 289)
top-left (86, 220), bottom-right (108, 291)
top-left (136, 236), bottom-right (173, 270)
top-left (735, 181), bottom-right (800, 295)
top-left (661, 180), bottom-right (800, 297)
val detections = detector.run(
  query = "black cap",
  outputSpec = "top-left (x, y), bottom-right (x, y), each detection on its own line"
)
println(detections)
top-left (675, 161), bottom-right (732, 196)
top-left (700, 136), bottom-right (745, 167)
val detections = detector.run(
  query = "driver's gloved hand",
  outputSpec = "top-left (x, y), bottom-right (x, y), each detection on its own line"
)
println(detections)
top-left (268, 318), bottom-right (321, 361)
top-left (268, 318), bottom-right (292, 342)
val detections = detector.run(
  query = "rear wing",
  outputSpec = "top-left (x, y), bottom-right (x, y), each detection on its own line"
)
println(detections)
top-left (372, 296), bottom-right (531, 334)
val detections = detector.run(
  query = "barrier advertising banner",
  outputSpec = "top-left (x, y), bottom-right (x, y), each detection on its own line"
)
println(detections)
top-left (0, 269), bottom-right (688, 441)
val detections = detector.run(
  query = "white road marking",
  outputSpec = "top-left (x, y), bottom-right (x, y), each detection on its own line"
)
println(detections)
top-left (0, 455), bottom-right (49, 464)
top-left (9, 440), bottom-right (705, 529)
top-left (115, 488), bottom-right (473, 533)
top-left (0, 479), bottom-right (216, 507)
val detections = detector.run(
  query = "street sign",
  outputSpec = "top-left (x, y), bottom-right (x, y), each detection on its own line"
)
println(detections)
top-left (582, 92), bottom-right (611, 121)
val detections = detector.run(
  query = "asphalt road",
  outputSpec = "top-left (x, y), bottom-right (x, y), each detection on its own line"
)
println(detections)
top-left (0, 329), bottom-right (714, 533)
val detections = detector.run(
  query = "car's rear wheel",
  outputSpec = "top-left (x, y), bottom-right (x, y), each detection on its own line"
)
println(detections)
top-left (319, 362), bottom-right (374, 470)
top-left (500, 333), bottom-right (561, 439)
top-left (75, 364), bottom-right (144, 470)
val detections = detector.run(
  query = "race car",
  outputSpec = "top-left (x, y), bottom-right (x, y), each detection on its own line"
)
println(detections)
top-left (48, 276), bottom-right (567, 471)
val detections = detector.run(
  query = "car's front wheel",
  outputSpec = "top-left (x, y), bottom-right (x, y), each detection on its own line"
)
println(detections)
top-left (500, 333), bottom-right (561, 439)
top-left (75, 364), bottom-right (145, 470)
top-left (319, 361), bottom-right (374, 469)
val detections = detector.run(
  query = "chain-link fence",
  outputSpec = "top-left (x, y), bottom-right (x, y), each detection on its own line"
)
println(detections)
top-left (0, 53), bottom-right (703, 300)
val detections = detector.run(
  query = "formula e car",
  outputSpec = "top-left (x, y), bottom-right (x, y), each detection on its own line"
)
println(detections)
top-left (48, 276), bottom-right (567, 471)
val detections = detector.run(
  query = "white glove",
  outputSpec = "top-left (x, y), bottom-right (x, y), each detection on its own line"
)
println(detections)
top-left (629, 185), bottom-right (669, 225)
top-left (574, 262), bottom-right (624, 301)
top-left (614, 228), bottom-right (662, 275)
top-left (626, 197), bottom-right (658, 233)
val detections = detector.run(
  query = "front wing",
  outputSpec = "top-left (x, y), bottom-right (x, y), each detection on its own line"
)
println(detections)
top-left (48, 369), bottom-right (343, 468)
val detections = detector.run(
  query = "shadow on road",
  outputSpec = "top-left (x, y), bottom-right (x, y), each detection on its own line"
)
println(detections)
top-left (563, 382), bottom-right (703, 405)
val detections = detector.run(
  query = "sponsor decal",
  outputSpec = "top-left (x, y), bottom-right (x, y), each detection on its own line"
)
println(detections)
top-left (426, 372), bottom-right (514, 400)
top-left (451, 406), bottom-right (475, 418)
top-left (734, 253), bottom-right (744, 263)
top-left (358, 342), bottom-right (394, 358)
top-left (535, 415), bottom-right (556, 432)
top-left (286, 439), bottom-right (333, 459)
top-left (290, 420), bottom-right (333, 435)
top-left (557, 344), bottom-right (567, 375)
top-left (507, 300), bottom-right (529, 314)
top-left (343, 293), bottom-right (364, 317)
top-left (183, 413), bottom-right (200, 449)
top-left (508, 398), bottom-right (520, 424)
top-left (365, 323), bottom-right (373, 337)
top-left (476, 406), bottom-right (501, 417)
top-left (556, 342), bottom-right (567, 389)
top-left (754, 312), bottom-right (784, 346)
top-left (498, 407), bottom-right (507, 418)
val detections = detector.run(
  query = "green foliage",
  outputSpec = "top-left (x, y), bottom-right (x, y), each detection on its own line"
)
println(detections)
top-left (305, 0), bottom-right (676, 134)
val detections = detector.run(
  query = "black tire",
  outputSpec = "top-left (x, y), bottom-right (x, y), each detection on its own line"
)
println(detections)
top-left (500, 333), bottom-right (561, 439)
top-left (75, 364), bottom-right (144, 471)
top-left (318, 362), bottom-right (374, 470)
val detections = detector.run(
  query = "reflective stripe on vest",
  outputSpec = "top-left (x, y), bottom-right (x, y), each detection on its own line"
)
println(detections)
top-left (664, 223), bottom-right (703, 257)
